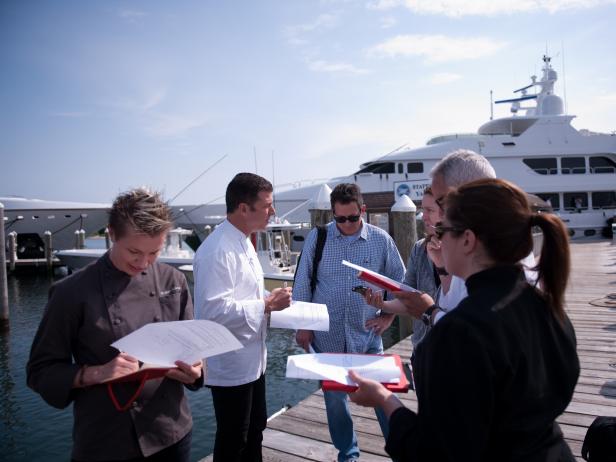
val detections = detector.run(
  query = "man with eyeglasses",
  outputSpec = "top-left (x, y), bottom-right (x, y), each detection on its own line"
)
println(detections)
top-left (395, 149), bottom-right (535, 326)
top-left (293, 183), bottom-right (405, 462)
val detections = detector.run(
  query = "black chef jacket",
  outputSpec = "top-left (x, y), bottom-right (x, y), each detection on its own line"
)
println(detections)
top-left (27, 252), bottom-right (201, 461)
top-left (387, 265), bottom-right (580, 462)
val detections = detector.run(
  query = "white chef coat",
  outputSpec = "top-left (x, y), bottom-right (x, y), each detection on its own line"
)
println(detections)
top-left (194, 219), bottom-right (268, 386)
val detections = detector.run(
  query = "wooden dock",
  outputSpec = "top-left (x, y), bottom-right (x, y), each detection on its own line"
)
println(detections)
top-left (201, 239), bottom-right (616, 462)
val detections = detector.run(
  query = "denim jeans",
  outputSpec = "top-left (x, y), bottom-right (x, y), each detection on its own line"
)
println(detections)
top-left (317, 334), bottom-right (389, 462)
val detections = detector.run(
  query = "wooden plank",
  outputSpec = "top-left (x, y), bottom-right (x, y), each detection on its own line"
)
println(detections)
top-left (263, 428), bottom-right (391, 462)
top-left (267, 414), bottom-right (388, 456)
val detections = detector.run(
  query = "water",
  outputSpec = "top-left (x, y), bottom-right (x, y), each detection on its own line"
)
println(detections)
top-left (0, 261), bottom-right (400, 461)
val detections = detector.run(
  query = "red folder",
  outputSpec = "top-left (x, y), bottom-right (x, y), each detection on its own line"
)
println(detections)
top-left (342, 260), bottom-right (416, 292)
top-left (103, 364), bottom-right (175, 384)
top-left (356, 270), bottom-right (405, 292)
top-left (321, 354), bottom-right (410, 393)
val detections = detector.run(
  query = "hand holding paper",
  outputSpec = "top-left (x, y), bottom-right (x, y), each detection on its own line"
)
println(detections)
top-left (165, 359), bottom-right (203, 384)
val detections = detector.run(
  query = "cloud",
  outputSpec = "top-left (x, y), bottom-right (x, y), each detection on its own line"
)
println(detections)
top-left (285, 13), bottom-right (339, 43)
top-left (367, 0), bottom-right (404, 10)
top-left (306, 58), bottom-right (371, 74)
top-left (368, 34), bottom-right (507, 63)
top-left (430, 72), bottom-right (462, 85)
top-left (105, 88), bottom-right (166, 114)
top-left (367, 0), bottom-right (616, 16)
top-left (144, 113), bottom-right (208, 138)
top-left (379, 16), bottom-right (398, 28)
top-left (597, 93), bottom-right (616, 104)
top-left (104, 89), bottom-right (206, 137)
top-left (140, 89), bottom-right (166, 112)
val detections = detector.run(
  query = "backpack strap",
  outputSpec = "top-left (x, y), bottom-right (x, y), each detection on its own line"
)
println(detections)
top-left (310, 225), bottom-right (328, 295)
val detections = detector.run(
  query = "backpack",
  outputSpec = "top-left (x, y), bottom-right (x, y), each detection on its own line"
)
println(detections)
top-left (293, 225), bottom-right (327, 296)
top-left (582, 416), bottom-right (616, 462)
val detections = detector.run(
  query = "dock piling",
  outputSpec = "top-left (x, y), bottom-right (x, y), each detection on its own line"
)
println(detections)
top-left (0, 203), bottom-right (9, 331)
top-left (390, 195), bottom-right (417, 339)
top-left (74, 229), bottom-right (86, 249)
top-left (8, 232), bottom-right (17, 272)
top-left (309, 184), bottom-right (333, 228)
top-left (44, 231), bottom-right (53, 270)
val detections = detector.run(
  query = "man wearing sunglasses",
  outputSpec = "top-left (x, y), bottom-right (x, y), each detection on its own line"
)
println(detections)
top-left (293, 183), bottom-right (405, 462)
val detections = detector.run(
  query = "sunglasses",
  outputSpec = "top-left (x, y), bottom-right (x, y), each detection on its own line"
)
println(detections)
top-left (430, 223), bottom-right (465, 240)
top-left (333, 214), bottom-right (361, 224)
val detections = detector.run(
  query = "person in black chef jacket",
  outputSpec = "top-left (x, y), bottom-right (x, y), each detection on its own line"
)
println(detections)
top-left (27, 188), bottom-right (204, 462)
top-left (348, 178), bottom-right (580, 462)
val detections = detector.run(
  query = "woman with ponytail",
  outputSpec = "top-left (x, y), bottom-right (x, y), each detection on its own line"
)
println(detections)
top-left (349, 178), bottom-right (580, 462)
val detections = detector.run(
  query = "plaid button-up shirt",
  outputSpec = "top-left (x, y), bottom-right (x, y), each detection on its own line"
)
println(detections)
top-left (293, 220), bottom-right (405, 353)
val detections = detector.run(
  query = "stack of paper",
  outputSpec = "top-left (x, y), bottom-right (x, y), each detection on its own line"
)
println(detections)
top-left (270, 301), bottom-right (329, 331)
top-left (286, 353), bottom-right (400, 386)
top-left (111, 319), bottom-right (244, 368)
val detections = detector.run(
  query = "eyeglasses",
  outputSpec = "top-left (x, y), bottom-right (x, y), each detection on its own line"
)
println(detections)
top-left (435, 196), bottom-right (445, 210)
top-left (333, 214), bottom-right (361, 224)
top-left (430, 223), bottom-right (465, 240)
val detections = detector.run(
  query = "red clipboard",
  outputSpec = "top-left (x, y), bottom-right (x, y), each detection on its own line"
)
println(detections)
top-left (342, 260), bottom-right (417, 292)
top-left (356, 270), bottom-right (404, 292)
top-left (103, 364), bottom-right (175, 384)
top-left (321, 354), bottom-right (410, 393)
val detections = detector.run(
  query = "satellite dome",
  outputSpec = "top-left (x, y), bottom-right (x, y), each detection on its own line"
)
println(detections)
top-left (541, 94), bottom-right (564, 115)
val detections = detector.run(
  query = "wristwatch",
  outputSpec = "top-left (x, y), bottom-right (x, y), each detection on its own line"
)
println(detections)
top-left (421, 304), bottom-right (438, 326)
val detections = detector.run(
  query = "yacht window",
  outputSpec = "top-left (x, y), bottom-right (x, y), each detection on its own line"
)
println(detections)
top-left (407, 162), bottom-right (424, 173)
top-left (563, 192), bottom-right (588, 211)
top-left (589, 156), bottom-right (616, 174)
top-left (591, 191), bottom-right (616, 209)
top-left (397, 163), bottom-right (403, 174)
top-left (523, 158), bottom-right (557, 175)
top-left (561, 157), bottom-right (586, 174)
top-left (536, 193), bottom-right (560, 210)
top-left (355, 162), bottom-right (395, 174)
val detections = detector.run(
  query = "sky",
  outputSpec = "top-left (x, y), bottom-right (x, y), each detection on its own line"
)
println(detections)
top-left (2, 0), bottom-right (616, 206)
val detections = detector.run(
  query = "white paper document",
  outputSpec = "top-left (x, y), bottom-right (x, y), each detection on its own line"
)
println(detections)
top-left (111, 320), bottom-right (243, 367)
top-left (270, 301), bottom-right (329, 331)
top-left (286, 353), bottom-right (400, 386)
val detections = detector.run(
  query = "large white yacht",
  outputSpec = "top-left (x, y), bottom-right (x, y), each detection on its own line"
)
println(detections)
top-left (270, 55), bottom-right (616, 238)
top-left (1, 196), bottom-right (110, 258)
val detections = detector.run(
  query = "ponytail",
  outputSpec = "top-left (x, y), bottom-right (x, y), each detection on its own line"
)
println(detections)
top-left (533, 213), bottom-right (571, 321)
top-left (446, 178), bottom-right (571, 323)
